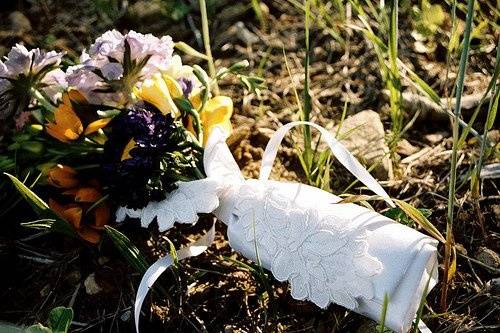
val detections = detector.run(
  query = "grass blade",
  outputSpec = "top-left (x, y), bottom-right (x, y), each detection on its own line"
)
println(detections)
top-left (441, 0), bottom-right (476, 310)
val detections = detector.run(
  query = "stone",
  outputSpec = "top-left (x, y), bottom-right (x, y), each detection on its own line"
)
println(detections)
top-left (397, 139), bottom-right (420, 156)
top-left (475, 247), bottom-right (500, 268)
top-left (333, 110), bottom-right (391, 179)
top-left (8, 11), bottom-right (31, 33)
top-left (128, 1), bottom-right (162, 23)
top-left (424, 132), bottom-right (447, 144)
top-left (84, 273), bottom-right (103, 295)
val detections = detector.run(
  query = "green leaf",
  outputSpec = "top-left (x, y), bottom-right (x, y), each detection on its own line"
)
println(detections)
top-left (0, 323), bottom-right (24, 333)
top-left (174, 42), bottom-right (208, 60)
top-left (104, 226), bottom-right (149, 274)
top-left (394, 199), bottom-right (445, 243)
top-left (4, 173), bottom-right (48, 214)
top-left (486, 87), bottom-right (499, 130)
top-left (47, 307), bottom-right (73, 333)
top-left (3, 173), bottom-right (76, 237)
top-left (25, 324), bottom-right (52, 333)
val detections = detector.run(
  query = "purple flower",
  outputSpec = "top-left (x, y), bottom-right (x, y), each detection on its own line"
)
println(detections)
top-left (101, 104), bottom-right (181, 209)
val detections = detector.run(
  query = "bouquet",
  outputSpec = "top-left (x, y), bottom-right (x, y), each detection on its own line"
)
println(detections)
top-left (0, 30), bottom-right (256, 244)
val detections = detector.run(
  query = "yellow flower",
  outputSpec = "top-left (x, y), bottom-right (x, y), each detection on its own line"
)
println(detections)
top-left (133, 73), bottom-right (183, 118)
top-left (199, 96), bottom-right (233, 145)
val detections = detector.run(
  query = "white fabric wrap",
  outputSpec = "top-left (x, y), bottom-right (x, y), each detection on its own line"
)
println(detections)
top-left (128, 121), bottom-right (438, 333)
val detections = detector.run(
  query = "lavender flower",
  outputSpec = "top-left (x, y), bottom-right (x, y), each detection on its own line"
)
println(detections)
top-left (66, 30), bottom-right (175, 106)
top-left (0, 44), bottom-right (66, 118)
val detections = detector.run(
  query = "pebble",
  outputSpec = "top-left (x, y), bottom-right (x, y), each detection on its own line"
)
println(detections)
top-left (424, 132), bottom-right (447, 144)
top-left (475, 247), bottom-right (500, 268)
top-left (84, 273), bottom-right (103, 295)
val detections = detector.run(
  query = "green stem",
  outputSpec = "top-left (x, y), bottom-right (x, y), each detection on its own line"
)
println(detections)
top-left (186, 107), bottom-right (204, 144)
top-left (475, 39), bottom-right (500, 182)
top-left (442, 0), bottom-right (475, 310)
top-left (199, 0), bottom-right (219, 95)
top-left (30, 88), bottom-right (56, 112)
top-left (303, 0), bottom-right (313, 175)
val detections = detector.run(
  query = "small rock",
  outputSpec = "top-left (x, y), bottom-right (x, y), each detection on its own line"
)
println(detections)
top-left (475, 247), bottom-right (500, 268)
top-left (424, 132), bottom-right (447, 144)
top-left (128, 1), bottom-right (162, 22)
top-left (84, 273), bottom-right (103, 295)
top-left (487, 129), bottom-right (499, 143)
top-left (333, 110), bottom-right (391, 179)
top-left (8, 11), bottom-right (31, 32)
top-left (224, 325), bottom-right (235, 333)
top-left (396, 139), bottom-right (420, 156)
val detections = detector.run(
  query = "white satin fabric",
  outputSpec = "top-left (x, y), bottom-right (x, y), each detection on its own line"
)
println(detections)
top-left (128, 121), bottom-right (438, 333)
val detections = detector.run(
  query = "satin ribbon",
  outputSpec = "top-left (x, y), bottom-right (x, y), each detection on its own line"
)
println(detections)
top-left (259, 121), bottom-right (395, 207)
top-left (134, 222), bottom-right (216, 333)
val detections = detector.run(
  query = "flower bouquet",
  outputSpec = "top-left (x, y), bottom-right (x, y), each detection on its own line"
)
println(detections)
top-left (0, 30), bottom-right (258, 244)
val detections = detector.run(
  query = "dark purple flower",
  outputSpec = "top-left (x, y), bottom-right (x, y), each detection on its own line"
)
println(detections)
top-left (101, 104), bottom-right (181, 209)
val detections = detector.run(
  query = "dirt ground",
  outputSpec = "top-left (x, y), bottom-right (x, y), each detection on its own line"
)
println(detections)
top-left (0, 0), bottom-right (499, 332)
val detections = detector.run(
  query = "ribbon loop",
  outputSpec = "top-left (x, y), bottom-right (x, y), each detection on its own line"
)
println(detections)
top-left (259, 121), bottom-right (395, 207)
top-left (134, 222), bottom-right (216, 333)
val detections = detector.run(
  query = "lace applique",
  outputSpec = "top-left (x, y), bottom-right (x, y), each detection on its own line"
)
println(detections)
top-left (233, 180), bottom-right (382, 309)
top-left (116, 178), bottom-right (222, 232)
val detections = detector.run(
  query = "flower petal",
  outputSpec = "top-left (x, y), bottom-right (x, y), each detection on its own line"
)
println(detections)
top-left (93, 204), bottom-right (110, 229)
top-left (200, 96), bottom-right (233, 144)
top-left (75, 187), bottom-right (102, 202)
top-left (133, 73), bottom-right (179, 118)
top-left (78, 226), bottom-right (101, 244)
top-left (84, 118), bottom-right (112, 135)
top-left (47, 165), bottom-right (79, 188)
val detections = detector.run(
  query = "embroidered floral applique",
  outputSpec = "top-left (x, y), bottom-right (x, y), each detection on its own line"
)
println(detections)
top-left (233, 180), bottom-right (382, 309)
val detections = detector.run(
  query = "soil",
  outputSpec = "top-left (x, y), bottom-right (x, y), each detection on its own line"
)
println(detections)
top-left (0, 1), bottom-right (499, 332)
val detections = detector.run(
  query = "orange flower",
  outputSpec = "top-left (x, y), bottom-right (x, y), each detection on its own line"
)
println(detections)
top-left (47, 165), bottom-right (79, 189)
top-left (49, 194), bottom-right (110, 244)
top-left (45, 103), bottom-right (83, 143)
top-left (47, 164), bottom-right (110, 244)
top-left (46, 90), bottom-right (111, 143)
